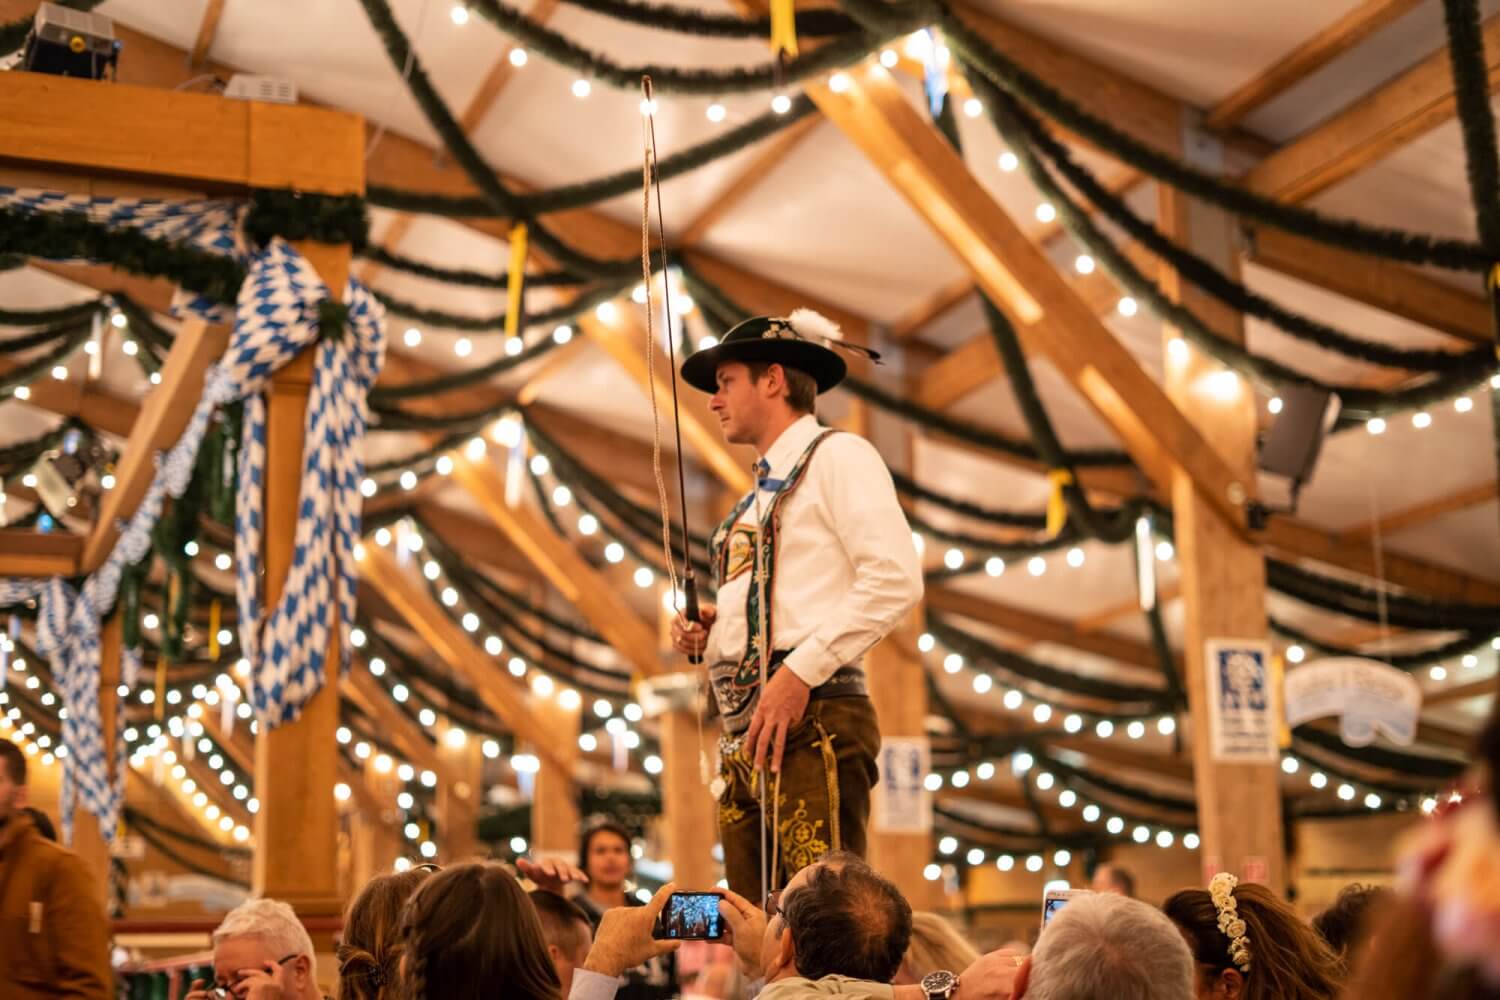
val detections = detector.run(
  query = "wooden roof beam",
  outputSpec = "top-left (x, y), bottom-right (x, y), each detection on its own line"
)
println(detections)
top-left (1243, 13), bottom-right (1500, 202)
top-left (357, 542), bottom-right (572, 773)
top-left (80, 319), bottom-right (230, 573)
top-left (342, 667), bottom-right (455, 782)
top-left (190, 0), bottom-right (228, 68)
top-left (0, 531), bottom-right (82, 575)
top-left (680, 113), bottom-right (823, 247)
top-left (812, 65), bottom-right (1252, 531)
top-left (1205, 0), bottom-right (1427, 131)
top-left (1339, 480), bottom-right (1498, 544)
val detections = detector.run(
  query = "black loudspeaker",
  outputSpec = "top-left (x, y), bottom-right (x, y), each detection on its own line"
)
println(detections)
top-left (1258, 385), bottom-right (1339, 485)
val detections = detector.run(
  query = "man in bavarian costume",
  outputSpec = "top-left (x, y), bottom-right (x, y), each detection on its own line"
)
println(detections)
top-left (670, 309), bottom-right (923, 897)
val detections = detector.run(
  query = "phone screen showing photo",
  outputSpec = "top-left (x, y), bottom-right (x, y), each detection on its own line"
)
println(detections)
top-left (656, 892), bottom-right (724, 940)
top-left (1043, 894), bottom-right (1071, 926)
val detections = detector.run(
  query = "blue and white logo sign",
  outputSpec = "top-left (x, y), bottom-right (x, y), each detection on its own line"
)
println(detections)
top-left (1206, 639), bottom-right (1279, 763)
top-left (1283, 657), bottom-right (1422, 747)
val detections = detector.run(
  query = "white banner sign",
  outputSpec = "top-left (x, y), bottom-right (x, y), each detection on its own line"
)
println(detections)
top-left (1283, 657), bottom-right (1422, 747)
top-left (873, 737), bottom-right (931, 834)
top-left (1205, 639), bottom-right (1279, 763)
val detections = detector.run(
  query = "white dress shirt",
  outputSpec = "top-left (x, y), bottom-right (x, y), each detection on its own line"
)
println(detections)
top-left (708, 414), bottom-right (924, 687)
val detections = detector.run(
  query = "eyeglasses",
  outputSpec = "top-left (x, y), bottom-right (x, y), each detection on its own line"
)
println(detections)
top-left (413, 863), bottom-right (441, 873)
top-left (763, 891), bottom-right (782, 918)
top-left (206, 954), bottom-right (301, 997)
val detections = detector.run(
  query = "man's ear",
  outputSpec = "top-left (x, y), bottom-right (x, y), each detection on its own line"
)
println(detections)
top-left (778, 922), bottom-right (796, 973)
top-left (1013, 956), bottom-right (1032, 999)
top-left (1220, 968), bottom-right (1244, 1000)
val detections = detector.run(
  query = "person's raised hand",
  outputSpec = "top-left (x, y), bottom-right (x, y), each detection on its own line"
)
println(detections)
top-left (232, 963), bottom-right (286, 1000)
top-left (951, 949), bottom-right (1027, 1000)
top-left (183, 979), bottom-right (214, 1000)
top-left (671, 603), bottom-right (717, 658)
top-left (583, 882), bottom-right (682, 978)
top-left (517, 856), bottom-right (590, 895)
top-left (715, 887), bottom-right (768, 979)
top-left (745, 668), bottom-right (810, 773)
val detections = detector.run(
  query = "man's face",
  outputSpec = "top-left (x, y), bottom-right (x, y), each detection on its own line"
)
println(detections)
top-left (585, 830), bottom-right (631, 888)
top-left (212, 936), bottom-right (308, 998)
top-left (762, 862), bottom-right (823, 979)
top-left (710, 362), bottom-right (771, 446)
top-left (0, 759), bottom-right (26, 823)
top-left (1091, 866), bottom-right (1122, 895)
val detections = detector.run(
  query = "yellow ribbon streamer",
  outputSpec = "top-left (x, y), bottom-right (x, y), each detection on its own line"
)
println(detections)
top-left (208, 599), bottom-right (221, 661)
top-left (505, 222), bottom-right (529, 341)
top-left (770, 0), bottom-right (798, 57)
top-left (1046, 468), bottom-right (1073, 537)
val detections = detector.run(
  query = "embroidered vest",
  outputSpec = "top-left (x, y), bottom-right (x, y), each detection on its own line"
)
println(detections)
top-left (708, 429), bottom-right (838, 729)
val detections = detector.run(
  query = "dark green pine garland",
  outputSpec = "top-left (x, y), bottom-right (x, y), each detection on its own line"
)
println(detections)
top-left (0, 314), bottom-right (99, 355)
top-left (1005, 95), bottom-right (1488, 375)
top-left (0, 419), bottom-right (87, 476)
top-left (876, 0), bottom-right (1498, 274)
top-left (358, 245), bottom-right (585, 289)
top-left (0, 297), bottom-right (104, 329)
top-left (557, 0), bottom-right (856, 38)
top-left (1269, 617), bottom-right (1500, 671)
top-left (0, 319), bottom-right (94, 398)
top-left (981, 81), bottom-right (1496, 421)
top-left (471, 0), bottom-right (893, 95)
top-left (0, 207), bottom-right (246, 306)
top-left (928, 611), bottom-right (1175, 706)
top-left (243, 190), bottom-right (369, 250)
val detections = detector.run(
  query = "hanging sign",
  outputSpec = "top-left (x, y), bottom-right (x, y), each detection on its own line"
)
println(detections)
top-left (1283, 657), bottom-right (1422, 747)
top-left (1205, 639), bottom-right (1278, 763)
top-left (873, 737), bottom-right (930, 834)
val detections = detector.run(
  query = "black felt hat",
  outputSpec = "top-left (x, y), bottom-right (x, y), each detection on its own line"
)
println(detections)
top-left (681, 310), bottom-right (853, 395)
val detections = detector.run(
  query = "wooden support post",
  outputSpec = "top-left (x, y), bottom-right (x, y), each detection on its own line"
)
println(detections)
top-left (1159, 121), bottom-right (1285, 893)
top-left (530, 699), bottom-right (580, 855)
top-left (439, 733), bottom-right (484, 863)
top-left (655, 605), bottom-right (720, 890)
top-left (252, 243), bottom-right (351, 912)
top-left (72, 612), bottom-right (121, 905)
top-left (865, 609), bottom-right (939, 909)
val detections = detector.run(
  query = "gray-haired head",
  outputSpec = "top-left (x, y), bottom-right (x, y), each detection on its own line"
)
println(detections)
top-left (1024, 892), bottom-right (1192, 1000)
top-left (212, 897), bottom-right (318, 978)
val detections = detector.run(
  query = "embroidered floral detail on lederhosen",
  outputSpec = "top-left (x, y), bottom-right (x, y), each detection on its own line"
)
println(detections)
top-left (708, 429), bottom-right (838, 733)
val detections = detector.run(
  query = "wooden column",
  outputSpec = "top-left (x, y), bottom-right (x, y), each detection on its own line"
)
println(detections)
top-left (439, 732), bottom-right (483, 863)
top-left (530, 698), bottom-right (580, 854)
top-left (656, 605), bottom-right (720, 890)
top-left (72, 612), bottom-right (122, 906)
top-left (251, 242), bottom-right (350, 912)
top-left (1159, 122), bottom-right (1285, 892)
top-left (866, 611), bottom-right (939, 908)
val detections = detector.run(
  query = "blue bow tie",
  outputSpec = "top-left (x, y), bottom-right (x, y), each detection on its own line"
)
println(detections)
top-left (756, 459), bottom-right (784, 491)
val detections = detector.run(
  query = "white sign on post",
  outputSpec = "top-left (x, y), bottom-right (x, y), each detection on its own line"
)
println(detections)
top-left (1205, 639), bottom-right (1279, 763)
top-left (873, 737), bottom-right (930, 833)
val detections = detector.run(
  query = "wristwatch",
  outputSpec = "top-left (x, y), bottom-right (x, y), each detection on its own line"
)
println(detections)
top-left (920, 970), bottom-right (960, 1000)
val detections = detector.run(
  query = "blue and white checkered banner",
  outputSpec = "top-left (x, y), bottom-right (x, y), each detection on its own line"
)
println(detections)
top-left (227, 239), bottom-right (385, 726)
top-left (0, 184), bottom-right (384, 838)
top-left (0, 185), bottom-right (245, 323)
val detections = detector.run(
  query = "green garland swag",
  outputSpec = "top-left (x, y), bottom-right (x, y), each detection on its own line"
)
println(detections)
top-left (0, 419), bottom-right (87, 476)
top-left (1268, 559), bottom-right (1500, 633)
top-left (844, 0), bottom-right (1498, 274)
top-left (243, 190), bottom-right (368, 250)
top-left (1269, 616), bottom-right (1500, 671)
top-left (472, 0), bottom-right (891, 94)
top-left (0, 0), bottom-right (106, 55)
top-left (1004, 96), bottom-right (1487, 375)
top-left (0, 318), bottom-right (94, 399)
top-left (1293, 725), bottom-right (1466, 780)
top-left (0, 207), bottom-right (245, 305)
top-left (980, 81), bottom-right (1496, 421)
top-left (928, 611), bottom-right (1175, 707)
top-left (367, 94), bottom-right (817, 221)
top-left (889, 468), bottom-right (1048, 529)
top-left (358, 244), bottom-right (584, 289)
top-left (0, 297), bottom-right (104, 329)
top-left (557, 0), bottom-right (856, 38)
top-left (1289, 744), bottom-right (1454, 798)
top-left (1035, 748), bottom-right (1197, 814)
top-left (373, 279), bottom-right (609, 334)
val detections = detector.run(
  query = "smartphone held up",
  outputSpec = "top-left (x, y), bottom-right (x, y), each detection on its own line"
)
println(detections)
top-left (653, 891), bottom-right (726, 941)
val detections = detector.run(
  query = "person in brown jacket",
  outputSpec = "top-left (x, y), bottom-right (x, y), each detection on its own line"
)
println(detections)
top-left (0, 738), bottom-right (112, 999)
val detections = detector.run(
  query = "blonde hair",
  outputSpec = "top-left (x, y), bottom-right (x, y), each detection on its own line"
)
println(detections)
top-left (900, 912), bottom-right (980, 982)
